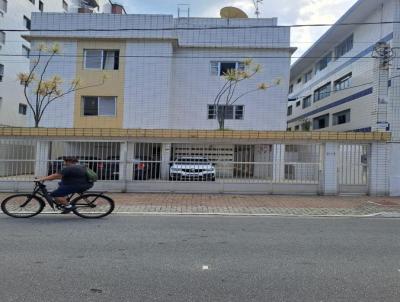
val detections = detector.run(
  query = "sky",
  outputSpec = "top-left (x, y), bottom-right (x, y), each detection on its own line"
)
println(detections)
top-left (116, 0), bottom-right (359, 58)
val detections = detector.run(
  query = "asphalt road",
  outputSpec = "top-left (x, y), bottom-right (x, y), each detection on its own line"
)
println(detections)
top-left (0, 215), bottom-right (399, 302)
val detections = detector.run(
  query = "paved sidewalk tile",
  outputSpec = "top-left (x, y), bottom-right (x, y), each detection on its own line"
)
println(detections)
top-left (1, 193), bottom-right (400, 216)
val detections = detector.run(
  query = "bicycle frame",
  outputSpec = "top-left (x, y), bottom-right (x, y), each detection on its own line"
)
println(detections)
top-left (30, 181), bottom-right (105, 211)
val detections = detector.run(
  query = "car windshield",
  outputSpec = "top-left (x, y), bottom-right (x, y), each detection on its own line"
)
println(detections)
top-left (175, 158), bottom-right (210, 164)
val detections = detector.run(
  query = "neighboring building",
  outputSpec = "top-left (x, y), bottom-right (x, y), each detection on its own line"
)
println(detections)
top-left (287, 0), bottom-right (394, 133)
top-left (26, 13), bottom-right (293, 130)
top-left (0, 0), bottom-right (123, 127)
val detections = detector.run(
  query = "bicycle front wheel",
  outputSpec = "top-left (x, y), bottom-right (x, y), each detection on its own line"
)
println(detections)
top-left (71, 194), bottom-right (115, 219)
top-left (1, 194), bottom-right (45, 218)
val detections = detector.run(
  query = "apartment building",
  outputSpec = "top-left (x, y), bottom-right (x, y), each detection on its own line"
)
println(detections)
top-left (287, 0), bottom-right (395, 133)
top-left (26, 12), bottom-right (293, 131)
top-left (0, 0), bottom-right (123, 127)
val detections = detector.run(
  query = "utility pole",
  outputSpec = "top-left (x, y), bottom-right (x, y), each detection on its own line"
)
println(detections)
top-left (371, 42), bottom-right (392, 132)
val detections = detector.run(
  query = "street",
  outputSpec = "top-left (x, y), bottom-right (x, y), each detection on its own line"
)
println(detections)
top-left (0, 215), bottom-right (399, 302)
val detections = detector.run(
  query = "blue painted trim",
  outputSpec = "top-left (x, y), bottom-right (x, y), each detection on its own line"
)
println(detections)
top-left (291, 32), bottom-right (393, 99)
top-left (348, 127), bottom-right (372, 133)
top-left (287, 87), bottom-right (373, 123)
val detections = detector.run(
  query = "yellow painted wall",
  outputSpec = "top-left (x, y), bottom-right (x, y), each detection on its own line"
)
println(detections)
top-left (74, 40), bottom-right (125, 128)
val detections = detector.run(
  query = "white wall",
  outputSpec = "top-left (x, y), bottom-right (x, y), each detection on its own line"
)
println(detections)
top-left (287, 0), bottom-right (395, 132)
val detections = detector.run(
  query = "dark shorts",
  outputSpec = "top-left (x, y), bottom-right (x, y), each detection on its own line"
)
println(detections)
top-left (51, 184), bottom-right (93, 197)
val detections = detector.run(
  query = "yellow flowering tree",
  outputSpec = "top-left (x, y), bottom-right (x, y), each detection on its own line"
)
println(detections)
top-left (213, 59), bottom-right (281, 130)
top-left (19, 43), bottom-right (106, 127)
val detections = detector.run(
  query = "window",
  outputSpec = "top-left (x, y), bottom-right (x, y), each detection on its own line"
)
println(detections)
top-left (285, 164), bottom-right (295, 180)
top-left (301, 121), bottom-right (311, 131)
top-left (296, 101), bottom-right (301, 107)
top-left (18, 104), bottom-right (27, 115)
top-left (313, 114), bottom-right (329, 130)
top-left (334, 73), bottom-right (352, 91)
top-left (0, 0), bottom-right (7, 12)
top-left (39, 0), bottom-right (44, 12)
top-left (333, 109), bottom-right (350, 125)
top-left (62, 0), bottom-right (68, 11)
top-left (84, 49), bottom-right (120, 70)
top-left (304, 70), bottom-right (312, 83)
top-left (22, 45), bottom-right (30, 58)
top-left (294, 125), bottom-right (300, 131)
top-left (297, 78), bottom-right (302, 84)
top-left (287, 105), bottom-right (293, 116)
top-left (287, 127), bottom-right (292, 131)
top-left (235, 105), bottom-right (244, 120)
top-left (28, 0), bottom-right (35, 4)
top-left (82, 96), bottom-right (117, 116)
top-left (289, 84), bottom-right (293, 94)
top-left (0, 31), bottom-right (5, 44)
top-left (316, 52), bottom-right (332, 72)
top-left (0, 64), bottom-right (3, 81)
top-left (210, 61), bottom-right (245, 76)
top-left (23, 16), bottom-right (31, 29)
top-left (335, 35), bottom-right (353, 59)
top-left (314, 82), bottom-right (331, 102)
top-left (207, 105), bottom-right (244, 120)
top-left (302, 95), bottom-right (312, 109)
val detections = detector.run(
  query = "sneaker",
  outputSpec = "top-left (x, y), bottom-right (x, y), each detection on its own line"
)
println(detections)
top-left (60, 204), bottom-right (75, 214)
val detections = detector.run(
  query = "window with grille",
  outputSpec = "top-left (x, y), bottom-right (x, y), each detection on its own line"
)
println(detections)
top-left (302, 95), bottom-right (311, 108)
top-left (335, 35), bottom-right (353, 59)
top-left (22, 45), bottom-right (30, 58)
top-left (210, 61), bottom-right (245, 76)
top-left (207, 105), bottom-right (244, 120)
top-left (334, 73), bottom-right (352, 91)
top-left (0, 31), bottom-right (5, 44)
top-left (314, 82), bottom-right (331, 102)
top-left (82, 96), bottom-right (117, 116)
top-left (316, 52), bottom-right (332, 72)
top-left (333, 109), bottom-right (350, 125)
top-left (23, 16), bottom-right (31, 30)
top-left (287, 105), bottom-right (292, 116)
top-left (313, 114), bottom-right (329, 129)
top-left (304, 70), bottom-right (312, 83)
top-left (19, 104), bottom-right (27, 115)
top-left (296, 101), bottom-right (301, 107)
top-left (0, 64), bottom-right (4, 82)
top-left (84, 49), bottom-right (120, 70)
top-left (0, 0), bottom-right (7, 12)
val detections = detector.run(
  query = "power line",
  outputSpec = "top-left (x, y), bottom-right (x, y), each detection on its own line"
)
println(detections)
top-left (0, 20), bottom-right (399, 32)
top-left (0, 54), bottom-right (380, 59)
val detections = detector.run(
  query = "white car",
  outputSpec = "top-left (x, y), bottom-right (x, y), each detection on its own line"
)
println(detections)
top-left (169, 157), bottom-right (216, 181)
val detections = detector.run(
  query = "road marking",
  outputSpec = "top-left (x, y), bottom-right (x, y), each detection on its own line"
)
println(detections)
top-left (202, 265), bottom-right (209, 270)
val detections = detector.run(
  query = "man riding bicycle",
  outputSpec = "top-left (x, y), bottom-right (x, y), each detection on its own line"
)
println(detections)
top-left (39, 157), bottom-right (93, 213)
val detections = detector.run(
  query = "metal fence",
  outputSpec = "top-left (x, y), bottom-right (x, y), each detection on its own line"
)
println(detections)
top-left (0, 138), bottom-right (371, 194)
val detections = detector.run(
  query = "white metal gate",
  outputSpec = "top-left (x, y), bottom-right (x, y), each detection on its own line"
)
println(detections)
top-left (338, 144), bottom-right (369, 194)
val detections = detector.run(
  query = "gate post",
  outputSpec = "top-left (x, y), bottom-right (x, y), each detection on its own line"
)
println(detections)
top-left (34, 140), bottom-right (50, 177)
top-left (322, 142), bottom-right (339, 195)
top-left (272, 144), bottom-right (285, 182)
top-left (369, 142), bottom-right (389, 196)
top-left (161, 143), bottom-right (172, 180)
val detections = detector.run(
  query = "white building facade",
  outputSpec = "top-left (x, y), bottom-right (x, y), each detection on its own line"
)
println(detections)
top-left (0, 0), bottom-right (121, 127)
top-left (27, 13), bottom-right (293, 130)
top-left (287, 0), bottom-right (394, 133)
top-left (287, 0), bottom-right (400, 196)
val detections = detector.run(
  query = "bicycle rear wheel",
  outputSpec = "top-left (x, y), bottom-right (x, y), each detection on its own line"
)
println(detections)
top-left (71, 194), bottom-right (115, 219)
top-left (1, 194), bottom-right (45, 218)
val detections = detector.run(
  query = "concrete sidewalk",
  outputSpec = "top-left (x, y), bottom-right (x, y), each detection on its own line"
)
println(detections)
top-left (106, 194), bottom-right (400, 216)
top-left (1, 193), bottom-right (400, 217)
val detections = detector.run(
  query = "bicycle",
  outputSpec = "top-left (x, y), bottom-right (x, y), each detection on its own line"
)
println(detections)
top-left (1, 181), bottom-right (115, 219)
